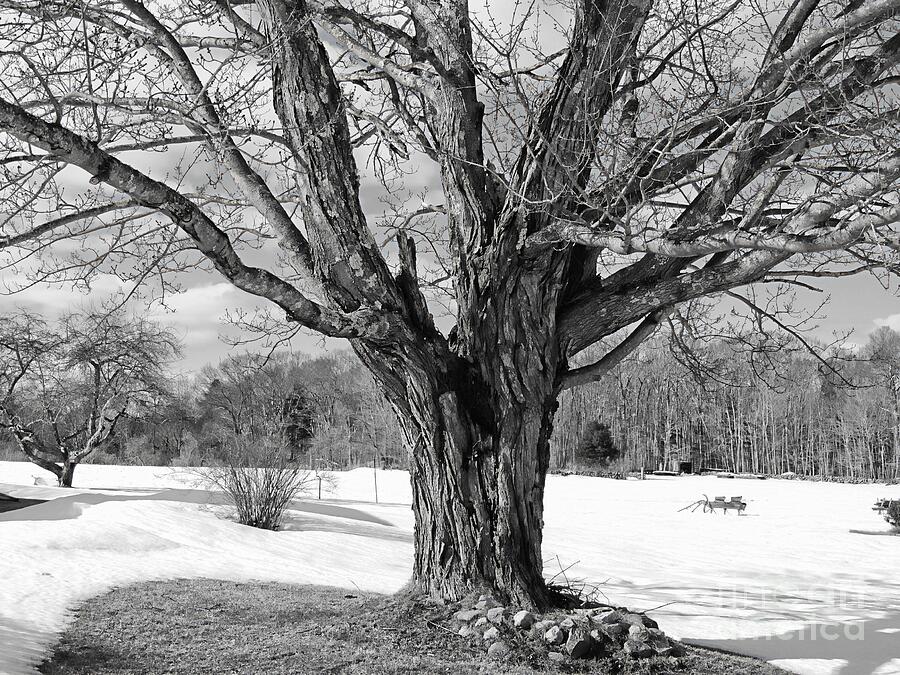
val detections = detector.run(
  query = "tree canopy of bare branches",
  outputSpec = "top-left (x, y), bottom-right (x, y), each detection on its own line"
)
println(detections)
top-left (0, 0), bottom-right (898, 606)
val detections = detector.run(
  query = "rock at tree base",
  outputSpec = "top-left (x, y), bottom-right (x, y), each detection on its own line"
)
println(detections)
top-left (454, 609), bottom-right (481, 622)
top-left (533, 619), bottom-right (555, 633)
top-left (487, 641), bottom-right (510, 659)
top-left (597, 609), bottom-right (625, 624)
top-left (544, 625), bottom-right (566, 645)
top-left (475, 597), bottom-right (500, 611)
top-left (565, 627), bottom-right (594, 658)
top-left (449, 597), bottom-right (678, 664)
top-left (486, 606), bottom-right (506, 624)
top-left (597, 622), bottom-right (628, 641)
top-left (622, 613), bottom-right (645, 627)
top-left (624, 639), bottom-right (654, 658)
top-left (628, 624), bottom-right (649, 640)
top-left (513, 610), bottom-right (534, 629)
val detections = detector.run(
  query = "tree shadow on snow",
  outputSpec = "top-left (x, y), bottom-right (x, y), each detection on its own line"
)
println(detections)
top-left (287, 500), bottom-right (394, 526)
top-left (0, 613), bottom-right (58, 675)
top-left (0, 497), bottom-right (46, 513)
top-left (0, 488), bottom-right (227, 522)
top-left (0, 488), bottom-right (398, 534)
top-left (685, 612), bottom-right (900, 675)
top-left (279, 512), bottom-right (410, 541)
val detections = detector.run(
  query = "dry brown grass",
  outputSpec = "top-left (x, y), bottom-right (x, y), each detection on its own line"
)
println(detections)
top-left (39, 579), bottom-right (787, 674)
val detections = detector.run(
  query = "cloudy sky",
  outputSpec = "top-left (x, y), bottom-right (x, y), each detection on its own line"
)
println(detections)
top-left (0, 0), bottom-right (897, 372)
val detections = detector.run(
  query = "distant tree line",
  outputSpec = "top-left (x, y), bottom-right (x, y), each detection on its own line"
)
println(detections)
top-left (554, 327), bottom-right (900, 481)
top-left (4, 309), bottom-right (898, 484)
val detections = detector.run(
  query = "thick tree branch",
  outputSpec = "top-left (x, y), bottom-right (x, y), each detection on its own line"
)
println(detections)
top-left (404, 0), bottom-right (497, 253)
top-left (530, 150), bottom-right (900, 256)
top-left (0, 97), bottom-right (386, 338)
top-left (0, 407), bottom-right (65, 476)
top-left (559, 251), bottom-right (787, 356)
top-left (515, 0), bottom-right (652, 210)
top-left (121, 0), bottom-right (318, 277)
top-left (72, 395), bottom-right (127, 461)
top-left (560, 307), bottom-right (672, 390)
top-left (258, 0), bottom-right (404, 315)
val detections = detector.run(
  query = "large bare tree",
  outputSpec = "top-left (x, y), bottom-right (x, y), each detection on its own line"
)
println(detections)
top-left (0, 0), bottom-right (898, 606)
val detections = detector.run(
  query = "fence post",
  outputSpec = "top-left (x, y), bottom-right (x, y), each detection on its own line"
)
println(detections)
top-left (373, 454), bottom-right (379, 504)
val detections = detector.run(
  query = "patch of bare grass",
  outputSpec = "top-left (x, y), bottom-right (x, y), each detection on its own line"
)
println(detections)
top-left (39, 579), bottom-right (786, 674)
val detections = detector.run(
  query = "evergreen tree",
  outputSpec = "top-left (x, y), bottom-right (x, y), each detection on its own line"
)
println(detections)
top-left (575, 420), bottom-right (621, 469)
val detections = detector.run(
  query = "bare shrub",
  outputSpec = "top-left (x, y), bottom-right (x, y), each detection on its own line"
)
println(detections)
top-left (201, 441), bottom-right (316, 531)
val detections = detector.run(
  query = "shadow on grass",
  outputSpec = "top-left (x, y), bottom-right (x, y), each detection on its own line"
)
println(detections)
top-left (40, 645), bottom-right (119, 675)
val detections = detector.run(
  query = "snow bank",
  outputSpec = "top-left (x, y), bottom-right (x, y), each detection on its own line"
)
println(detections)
top-left (1, 461), bottom-right (899, 675)
top-left (0, 463), bottom-right (412, 675)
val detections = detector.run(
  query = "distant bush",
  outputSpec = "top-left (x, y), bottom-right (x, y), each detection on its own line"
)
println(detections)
top-left (201, 441), bottom-right (316, 530)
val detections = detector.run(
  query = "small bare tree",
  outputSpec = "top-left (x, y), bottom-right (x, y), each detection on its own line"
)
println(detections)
top-left (0, 310), bottom-right (180, 486)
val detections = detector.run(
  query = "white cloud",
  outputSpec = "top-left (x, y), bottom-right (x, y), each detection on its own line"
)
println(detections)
top-left (147, 283), bottom-right (343, 371)
top-left (148, 283), bottom-right (259, 371)
top-left (0, 273), bottom-right (127, 316)
top-left (875, 314), bottom-right (900, 331)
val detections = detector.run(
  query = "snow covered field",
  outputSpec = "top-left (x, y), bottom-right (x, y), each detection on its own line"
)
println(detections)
top-left (1, 461), bottom-right (898, 675)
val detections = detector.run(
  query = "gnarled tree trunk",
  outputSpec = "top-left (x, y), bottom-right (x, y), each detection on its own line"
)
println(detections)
top-left (359, 354), bottom-right (559, 608)
top-left (355, 232), bottom-right (567, 608)
top-left (404, 388), bottom-right (555, 608)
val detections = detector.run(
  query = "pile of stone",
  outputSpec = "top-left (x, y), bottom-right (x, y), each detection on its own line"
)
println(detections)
top-left (452, 594), bottom-right (685, 662)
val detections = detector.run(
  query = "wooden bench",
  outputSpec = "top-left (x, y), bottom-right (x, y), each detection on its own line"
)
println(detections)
top-left (873, 498), bottom-right (897, 514)
top-left (679, 494), bottom-right (747, 514)
top-left (708, 495), bottom-right (747, 514)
